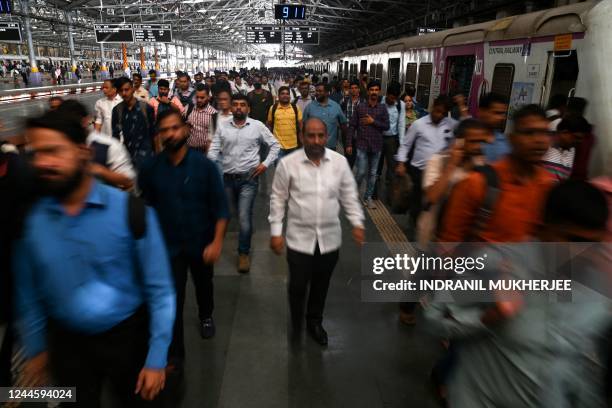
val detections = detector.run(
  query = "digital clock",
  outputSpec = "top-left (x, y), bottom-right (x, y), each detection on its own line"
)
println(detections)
top-left (274, 4), bottom-right (306, 20)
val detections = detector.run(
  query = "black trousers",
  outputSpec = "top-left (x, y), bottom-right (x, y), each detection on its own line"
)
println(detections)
top-left (408, 165), bottom-right (424, 227)
top-left (287, 245), bottom-right (339, 327)
top-left (375, 136), bottom-right (399, 198)
top-left (48, 307), bottom-right (160, 408)
top-left (169, 252), bottom-right (214, 361)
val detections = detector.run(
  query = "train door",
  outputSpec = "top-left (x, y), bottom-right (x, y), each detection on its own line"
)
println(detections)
top-left (344, 61), bottom-right (349, 79)
top-left (338, 61), bottom-right (343, 79)
top-left (541, 50), bottom-right (579, 106)
top-left (388, 58), bottom-right (401, 83)
top-left (446, 55), bottom-right (476, 97)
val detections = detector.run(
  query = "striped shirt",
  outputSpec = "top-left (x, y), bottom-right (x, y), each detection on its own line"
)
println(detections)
top-left (541, 146), bottom-right (575, 181)
top-left (185, 104), bottom-right (218, 152)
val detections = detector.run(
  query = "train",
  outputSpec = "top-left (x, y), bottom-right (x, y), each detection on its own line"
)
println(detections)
top-left (304, 1), bottom-right (612, 176)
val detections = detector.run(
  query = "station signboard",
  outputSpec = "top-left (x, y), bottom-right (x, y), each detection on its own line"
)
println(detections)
top-left (0, 22), bottom-right (21, 43)
top-left (245, 25), bottom-right (282, 44)
top-left (134, 24), bottom-right (172, 43)
top-left (94, 24), bottom-right (134, 43)
top-left (284, 26), bottom-right (318, 45)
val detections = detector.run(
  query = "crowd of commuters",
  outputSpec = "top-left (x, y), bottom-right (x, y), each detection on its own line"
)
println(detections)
top-left (0, 66), bottom-right (611, 408)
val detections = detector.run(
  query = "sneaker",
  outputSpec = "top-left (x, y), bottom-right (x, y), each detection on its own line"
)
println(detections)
top-left (238, 254), bottom-right (250, 273)
top-left (366, 198), bottom-right (377, 209)
top-left (200, 317), bottom-right (216, 339)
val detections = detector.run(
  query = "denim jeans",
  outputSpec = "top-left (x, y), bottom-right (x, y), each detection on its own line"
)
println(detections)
top-left (223, 174), bottom-right (259, 255)
top-left (355, 149), bottom-right (382, 201)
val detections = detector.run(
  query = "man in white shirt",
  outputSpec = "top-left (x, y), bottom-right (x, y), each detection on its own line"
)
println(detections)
top-left (59, 100), bottom-right (135, 190)
top-left (269, 117), bottom-right (365, 345)
top-left (208, 94), bottom-right (280, 273)
top-left (94, 79), bottom-right (122, 137)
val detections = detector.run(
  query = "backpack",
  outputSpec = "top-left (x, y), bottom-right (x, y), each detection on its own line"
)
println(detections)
top-left (115, 101), bottom-right (150, 134)
top-left (432, 164), bottom-right (501, 242)
top-left (177, 89), bottom-right (196, 107)
top-left (270, 102), bottom-right (299, 136)
top-left (127, 194), bottom-right (147, 239)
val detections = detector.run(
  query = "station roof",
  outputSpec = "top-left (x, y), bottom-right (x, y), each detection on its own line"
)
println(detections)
top-left (4, 0), bottom-right (556, 57)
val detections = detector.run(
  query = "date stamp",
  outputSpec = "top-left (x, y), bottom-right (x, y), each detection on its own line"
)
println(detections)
top-left (0, 387), bottom-right (76, 402)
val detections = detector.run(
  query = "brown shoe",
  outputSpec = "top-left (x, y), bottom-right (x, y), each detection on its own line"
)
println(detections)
top-left (238, 254), bottom-right (250, 273)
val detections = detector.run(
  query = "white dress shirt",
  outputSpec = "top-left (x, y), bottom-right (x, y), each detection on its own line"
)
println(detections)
top-left (94, 95), bottom-right (123, 137)
top-left (269, 148), bottom-right (365, 255)
top-left (208, 117), bottom-right (280, 174)
top-left (395, 115), bottom-right (457, 170)
top-left (87, 131), bottom-right (136, 181)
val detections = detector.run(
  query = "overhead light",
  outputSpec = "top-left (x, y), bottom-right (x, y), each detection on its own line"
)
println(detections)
top-left (222, 25), bottom-right (229, 30)
top-left (197, 9), bottom-right (207, 13)
top-left (209, 15), bottom-right (216, 19)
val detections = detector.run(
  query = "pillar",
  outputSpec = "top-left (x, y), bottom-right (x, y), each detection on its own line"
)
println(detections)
top-left (20, 0), bottom-right (42, 86)
top-left (99, 43), bottom-right (109, 79)
top-left (65, 11), bottom-right (77, 81)
top-left (165, 43), bottom-right (170, 75)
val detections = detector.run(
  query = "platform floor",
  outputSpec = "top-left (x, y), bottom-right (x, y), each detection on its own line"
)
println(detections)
top-left (3, 94), bottom-right (442, 408)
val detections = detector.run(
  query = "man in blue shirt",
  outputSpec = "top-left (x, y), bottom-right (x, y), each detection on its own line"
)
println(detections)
top-left (14, 111), bottom-right (175, 405)
top-left (478, 93), bottom-right (510, 163)
top-left (303, 83), bottom-right (348, 151)
top-left (139, 109), bottom-right (229, 372)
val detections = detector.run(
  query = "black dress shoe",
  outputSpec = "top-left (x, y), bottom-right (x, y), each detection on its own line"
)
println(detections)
top-left (307, 323), bottom-right (328, 346)
top-left (200, 317), bottom-right (216, 339)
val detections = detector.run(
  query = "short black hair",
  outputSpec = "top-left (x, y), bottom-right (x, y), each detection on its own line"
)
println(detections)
top-left (156, 108), bottom-right (186, 129)
top-left (350, 79), bottom-right (360, 87)
top-left (157, 79), bottom-right (170, 88)
top-left (511, 104), bottom-right (547, 131)
top-left (454, 118), bottom-right (489, 138)
top-left (433, 95), bottom-right (452, 111)
top-left (479, 92), bottom-right (508, 109)
top-left (55, 99), bottom-right (89, 120)
top-left (132, 73), bottom-right (143, 81)
top-left (177, 72), bottom-right (190, 80)
top-left (386, 81), bottom-right (401, 97)
top-left (557, 114), bottom-right (592, 134)
top-left (103, 79), bottom-right (116, 89)
top-left (114, 76), bottom-right (132, 89)
top-left (195, 83), bottom-right (210, 94)
top-left (567, 97), bottom-right (588, 116)
top-left (543, 180), bottom-right (609, 230)
top-left (367, 80), bottom-right (382, 90)
top-left (278, 86), bottom-right (290, 95)
top-left (231, 93), bottom-right (250, 107)
top-left (315, 83), bottom-right (331, 93)
top-left (404, 86), bottom-right (416, 98)
top-left (148, 69), bottom-right (156, 75)
top-left (25, 110), bottom-right (88, 145)
top-left (49, 96), bottom-right (64, 104)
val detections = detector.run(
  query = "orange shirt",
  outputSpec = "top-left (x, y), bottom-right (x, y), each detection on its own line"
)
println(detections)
top-left (438, 158), bottom-right (553, 242)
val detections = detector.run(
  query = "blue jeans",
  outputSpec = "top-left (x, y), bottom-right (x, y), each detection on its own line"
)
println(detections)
top-left (355, 149), bottom-right (381, 201)
top-left (223, 174), bottom-right (258, 255)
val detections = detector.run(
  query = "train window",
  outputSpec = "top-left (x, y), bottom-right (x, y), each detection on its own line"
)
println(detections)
top-left (375, 63), bottom-right (383, 81)
top-left (388, 58), bottom-right (400, 83)
top-left (350, 63), bottom-right (358, 80)
top-left (405, 62), bottom-right (417, 92)
top-left (369, 63), bottom-right (376, 79)
top-left (344, 61), bottom-right (349, 79)
top-left (417, 63), bottom-right (433, 106)
top-left (360, 60), bottom-right (368, 75)
top-left (338, 61), bottom-right (343, 79)
top-left (490, 64), bottom-right (515, 101)
top-left (446, 55), bottom-right (476, 98)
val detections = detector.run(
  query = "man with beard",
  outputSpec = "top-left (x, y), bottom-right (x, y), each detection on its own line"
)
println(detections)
top-left (269, 117), bottom-right (365, 345)
top-left (13, 111), bottom-right (175, 406)
top-left (302, 83), bottom-right (348, 151)
top-left (139, 109), bottom-right (229, 373)
top-left (208, 94), bottom-right (280, 273)
top-left (148, 79), bottom-right (183, 121)
top-left (185, 84), bottom-right (218, 154)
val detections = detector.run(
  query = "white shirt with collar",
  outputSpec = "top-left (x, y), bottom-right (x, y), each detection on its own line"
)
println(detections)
top-left (395, 114), bottom-right (458, 170)
top-left (87, 131), bottom-right (136, 181)
top-left (94, 94), bottom-right (123, 137)
top-left (269, 148), bottom-right (365, 255)
top-left (208, 117), bottom-right (281, 174)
